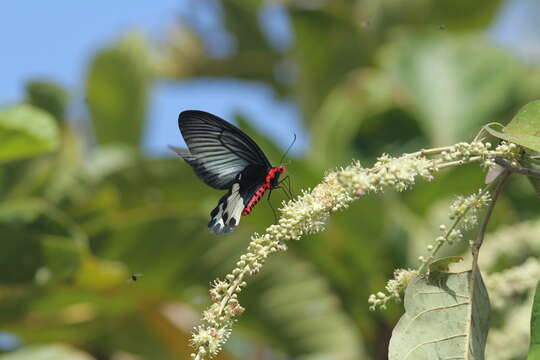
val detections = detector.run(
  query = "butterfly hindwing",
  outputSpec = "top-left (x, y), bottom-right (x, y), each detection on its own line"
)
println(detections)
top-left (208, 166), bottom-right (268, 234)
top-left (175, 111), bottom-right (271, 190)
top-left (208, 183), bottom-right (244, 234)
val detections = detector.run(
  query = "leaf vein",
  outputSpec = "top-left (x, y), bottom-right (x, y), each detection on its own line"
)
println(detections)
top-left (403, 333), bottom-right (468, 360)
top-left (404, 302), bottom-right (469, 334)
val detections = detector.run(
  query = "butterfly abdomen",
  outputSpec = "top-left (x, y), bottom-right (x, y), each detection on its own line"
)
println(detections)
top-left (242, 183), bottom-right (270, 216)
top-left (242, 166), bottom-right (286, 216)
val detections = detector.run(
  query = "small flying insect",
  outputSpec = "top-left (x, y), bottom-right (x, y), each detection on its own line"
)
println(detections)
top-left (128, 273), bottom-right (143, 283)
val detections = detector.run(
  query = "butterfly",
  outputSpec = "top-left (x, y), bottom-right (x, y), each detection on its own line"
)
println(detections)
top-left (169, 110), bottom-right (287, 234)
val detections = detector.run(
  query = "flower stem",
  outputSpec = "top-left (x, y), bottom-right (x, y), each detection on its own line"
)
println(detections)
top-left (466, 170), bottom-right (510, 339)
top-left (218, 269), bottom-right (246, 314)
top-left (409, 145), bottom-right (456, 157)
top-left (418, 183), bottom-right (495, 274)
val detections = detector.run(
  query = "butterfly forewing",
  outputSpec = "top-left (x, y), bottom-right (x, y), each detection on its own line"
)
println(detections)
top-left (177, 111), bottom-right (270, 189)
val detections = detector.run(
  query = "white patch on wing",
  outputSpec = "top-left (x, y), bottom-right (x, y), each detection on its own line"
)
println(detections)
top-left (208, 202), bottom-right (226, 234)
top-left (208, 183), bottom-right (244, 234)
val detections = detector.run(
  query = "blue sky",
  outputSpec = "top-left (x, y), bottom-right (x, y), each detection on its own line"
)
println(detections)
top-left (1, 0), bottom-right (539, 157)
top-left (1, 0), bottom-right (179, 100)
top-left (0, 0), bottom-right (303, 156)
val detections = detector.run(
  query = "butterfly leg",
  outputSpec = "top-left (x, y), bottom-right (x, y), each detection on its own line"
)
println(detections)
top-left (278, 176), bottom-right (294, 199)
top-left (266, 190), bottom-right (279, 223)
top-left (285, 175), bottom-right (294, 197)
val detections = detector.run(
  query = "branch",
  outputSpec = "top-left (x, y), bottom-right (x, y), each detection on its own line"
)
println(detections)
top-left (472, 171), bottom-right (510, 265)
top-left (469, 170), bottom-right (510, 315)
top-left (494, 157), bottom-right (540, 179)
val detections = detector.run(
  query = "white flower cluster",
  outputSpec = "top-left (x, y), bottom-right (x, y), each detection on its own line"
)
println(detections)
top-left (269, 171), bottom-right (354, 242)
top-left (340, 141), bottom-right (517, 197)
top-left (449, 191), bottom-right (492, 230)
top-left (191, 325), bottom-right (231, 358)
top-left (368, 269), bottom-right (419, 310)
top-left (191, 140), bottom-right (519, 359)
top-left (339, 155), bottom-right (436, 196)
top-left (486, 257), bottom-right (540, 309)
top-left (439, 141), bottom-right (492, 162)
top-left (433, 141), bottom-right (518, 169)
top-left (420, 189), bottom-right (492, 264)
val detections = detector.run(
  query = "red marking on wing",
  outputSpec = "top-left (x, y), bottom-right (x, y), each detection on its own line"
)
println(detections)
top-left (242, 166), bottom-right (286, 216)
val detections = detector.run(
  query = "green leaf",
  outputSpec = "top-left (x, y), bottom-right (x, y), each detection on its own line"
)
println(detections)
top-left (0, 344), bottom-right (95, 360)
top-left (528, 175), bottom-right (540, 199)
top-left (485, 100), bottom-right (540, 152)
top-left (309, 69), bottom-right (394, 167)
top-left (42, 237), bottom-right (83, 283)
top-left (84, 145), bottom-right (136, 182)
top-left (428, 256), bottom-right (463, 274)
top-left (86, 34), bottom-right (151, 145)
top-left (382, 35), bottom-right (520, 146)
top-left (74, 256), bottom-right (128, 291)
top-left (25, 80), bottom-right (69, 122)
top-left (0, 228), bottom-right (43, 285)
top-left (0, 199), bottom-right (46, 224)
top-left (0, 105), bottom-right (60, 163)
top-left (528, 281), bottom-right (540, 359)
top-left (389, 268), bottom-right (490, 360)
top-left (427, 0), bottom-right (503, 30)
top-left (359, 0), bottom-right (503, 31)
top-left (291, 9), bottom-right (368, 119)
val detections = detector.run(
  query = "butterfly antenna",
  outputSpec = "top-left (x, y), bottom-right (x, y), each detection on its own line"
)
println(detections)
top-left (279, 133), bottom-right (297, 166)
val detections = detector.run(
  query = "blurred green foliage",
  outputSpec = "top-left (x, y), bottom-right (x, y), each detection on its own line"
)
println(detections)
top-left (25, 80), bottom-right (69, 123)
top-left (529, 282), bottom-right (540, 359)
top-left (1, 1), bottom-right (540, 359)
top-left (86, 35), bottom-right (152, 146)
top-left (0, 105), bottom-right (59, 163)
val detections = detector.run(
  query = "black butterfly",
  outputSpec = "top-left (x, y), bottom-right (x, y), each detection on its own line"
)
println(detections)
top-left (169, 110), bottom-right (286, 234)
